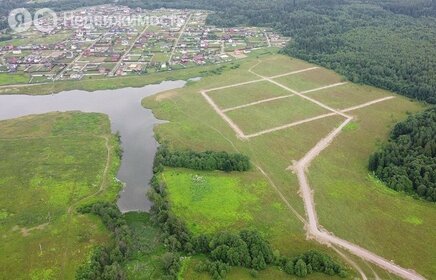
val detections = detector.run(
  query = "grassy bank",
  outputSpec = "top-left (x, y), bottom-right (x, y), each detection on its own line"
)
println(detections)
top-left (0, 112), bottom-right (122, 279)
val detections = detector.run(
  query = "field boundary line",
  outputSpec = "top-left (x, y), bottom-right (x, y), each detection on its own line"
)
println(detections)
top-left (201, 90), bottom-right (247, 139)
top-left (290, 116), bottom-right (425, 280)
top-left (300, 82), bottom-right (348, 94)
top-left (341, 96), bottom-right (395, 113)
top-left (268, 67), bottom-right (319, 79)
top-left (222, 94), bottom-right (295, 112)
top-left (204, 78), bottom-right (265, 93)
top-left (249, 68), bottom-right (351, 119)
top-left (246, 112), bottom-right (338, 138)
top-left (256, 165), bottom-right (306, 224)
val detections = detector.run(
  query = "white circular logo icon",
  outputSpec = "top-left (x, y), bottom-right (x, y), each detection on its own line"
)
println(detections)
top-left (8, 8), bottom-right (32, 33)
top-left (34, 8), bottom-right (58, 33)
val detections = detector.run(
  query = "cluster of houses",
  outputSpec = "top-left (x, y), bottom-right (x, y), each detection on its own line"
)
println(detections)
top-left (0, 5), bottom-right (289, 83)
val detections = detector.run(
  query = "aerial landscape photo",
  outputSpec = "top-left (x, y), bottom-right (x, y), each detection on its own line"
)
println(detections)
top-left (0, 0), bottom-right (434, 279)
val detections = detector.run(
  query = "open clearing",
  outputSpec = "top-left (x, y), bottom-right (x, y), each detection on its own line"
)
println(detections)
top-left (226, 96), bottom-right (330, 135)
top-left (250, 55), bottom-right (316, 77)
top-left (207, 81), bottom-right (291, 109)
top-left (305, 83), bottom-right (394, 110)
top-left (273, 67), bottom-right (346, 92)
top-left (143, 53), bottom-right (434, 279)
top-left (0, 112), bottom-right (121, 279)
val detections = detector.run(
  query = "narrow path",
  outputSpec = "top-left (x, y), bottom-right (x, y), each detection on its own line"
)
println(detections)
top-left (201, 90), bottom-right (246, 139)
top-left (222, 94), bottom-right (295, 112)
top-left (67, 135), bottom-right (112, 214)
top-left (341, 96), bottom-right (395, 113)
top-left (246, 112), bottom-right (337, 138)
top-left (300, 82), bottom-right (348, 94)
top-left (268, 67), bottom-right (319, 79)
top-left (61, 135), bottom-right (112, 276)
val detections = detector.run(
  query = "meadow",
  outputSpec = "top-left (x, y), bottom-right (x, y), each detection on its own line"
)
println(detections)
top-left (0, 112), bottom-right (121, 279)
top-left (207, 81), bottom-right (289, 109)
top-left (143, 53), bottom-right (434, 279)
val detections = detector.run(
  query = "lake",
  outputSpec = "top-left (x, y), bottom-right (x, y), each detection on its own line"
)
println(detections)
top-left (0, 80), bottom-right (186, 212)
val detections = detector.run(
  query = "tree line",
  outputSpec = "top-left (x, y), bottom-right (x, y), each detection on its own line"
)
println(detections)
top-left (153, 145), bottom-right (250, 173)
top-left (76, 202), bottom-right (131, 280)
top-left (148, 154), bottom-right (347, 279)
top-left (369, 108), bottom-right (436, 202)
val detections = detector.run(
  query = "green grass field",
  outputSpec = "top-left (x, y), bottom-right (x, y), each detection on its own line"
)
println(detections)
top-left (0, 112), bottom-right (121, 279)
top-left (0, 73), bottom-right (29, 85)
top-left (308, 99), bottom-right (436, 278)
top-left (162, 169), bottom-right (265, 234)
top-left (251, 55), bottom-right (315, 77)
top-left (226, 95), bottom-right (330, 134)
top-left (207, 81), bottom-right (290, 109)
top-left (274, 68), bottom-right (345, 92)
top-left (306, 83), bottom-right (392, 110)
top-left (143, 53), bottom-right (434, 279)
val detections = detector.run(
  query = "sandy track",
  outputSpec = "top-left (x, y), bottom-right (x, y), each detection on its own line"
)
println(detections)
top-left (268, 67), bottom-right (319, 79)
top-left (201, 61), bottom-right (425, 279)
top-left (201, 91), bottom-right (247, 139)
top-left (290, 118), bottom-right (426, 280)
top-left (246, 112), bottom-right (337, 138)
top-left (300, 82), bottom-right (348, 94)
top-left (341, 96), bottom-right (395, 113)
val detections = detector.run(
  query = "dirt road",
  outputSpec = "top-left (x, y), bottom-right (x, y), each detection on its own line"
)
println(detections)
top-left (291, 118), bottom-right (426, 280)
top-left (201, 60), bottom-right (426, 279)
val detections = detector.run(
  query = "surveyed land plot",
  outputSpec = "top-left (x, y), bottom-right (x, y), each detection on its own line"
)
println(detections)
top-left (305, 83), bottom-right (394, 110)
top-left (274, 67), bottom-right (346, 92)
top-left (250, 55), bottom-right (316, 77)
top-left (207, 81), bottom-right (292, 110)
top-left (226, 96), bottom-right (331, 135)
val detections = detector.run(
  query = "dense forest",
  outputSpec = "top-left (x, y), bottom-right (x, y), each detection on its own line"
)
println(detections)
top-left (369, 108), bottom-right (436, 202)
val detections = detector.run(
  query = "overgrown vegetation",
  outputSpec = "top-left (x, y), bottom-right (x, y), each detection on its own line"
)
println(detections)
top-left (0, 112), bottom-right (121, 279)
top-left (148, 154), bottom-right (347, 279)
top-left (369, 108), bottom-right (436, 201)
top-left (154, 145), bottom-right (250, 173)
top-left (76, 203), bottom-right (131, 280)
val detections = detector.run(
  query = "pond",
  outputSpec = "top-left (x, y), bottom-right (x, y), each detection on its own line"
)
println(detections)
top-left (0, 80), bottom-right (186, 212)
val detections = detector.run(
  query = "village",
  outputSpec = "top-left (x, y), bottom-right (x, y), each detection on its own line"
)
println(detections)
top-left (0, 5), bottom-right (289, 84)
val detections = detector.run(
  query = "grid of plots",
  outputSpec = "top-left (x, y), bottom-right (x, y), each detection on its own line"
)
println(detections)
top-left (202, 59), bottom-right (395, 139)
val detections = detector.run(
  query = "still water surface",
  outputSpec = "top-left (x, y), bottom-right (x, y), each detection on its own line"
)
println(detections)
top-left (0, 81), bottom-right (186, 212)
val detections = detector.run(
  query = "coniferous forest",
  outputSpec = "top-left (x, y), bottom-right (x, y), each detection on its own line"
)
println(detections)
top-left (369, 108), bottom-right (436, 201)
